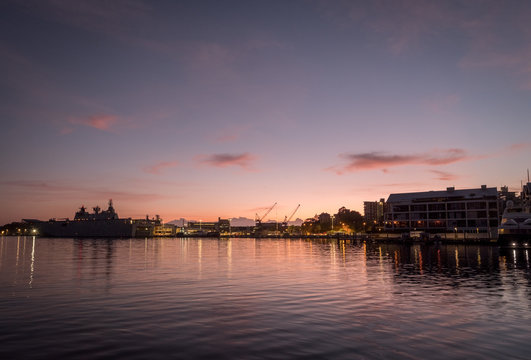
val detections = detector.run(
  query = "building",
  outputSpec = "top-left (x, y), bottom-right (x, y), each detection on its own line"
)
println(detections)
top-left (153, 224), bottom-right (176, 237)
top-left (187, 220), bottom-right (218, 233)
top-left (218, 218), bottom-right (231, 234)
top-left (384, 185), bottom-right (499, 234)
top-left (364, 198), bottom-right (385, 224)
top-left (186, 218), bottom-right (231, 235)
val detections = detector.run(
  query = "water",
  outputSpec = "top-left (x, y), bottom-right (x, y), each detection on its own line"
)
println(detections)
top-left (1, 237), bottom-right (531, 359)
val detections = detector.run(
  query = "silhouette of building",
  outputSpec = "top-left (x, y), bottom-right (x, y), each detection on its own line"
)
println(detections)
top-left (364, 199), bottom-right (385, 224)
top-left (384, 186), bottom-right (499, 234)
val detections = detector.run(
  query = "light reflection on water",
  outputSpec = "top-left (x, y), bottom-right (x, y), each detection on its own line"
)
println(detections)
top-left (1, 236), bottom-right (531, 359)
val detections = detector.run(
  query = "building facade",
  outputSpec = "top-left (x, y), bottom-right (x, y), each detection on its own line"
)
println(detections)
top-left (364, 199), bottom-right (385, 224)
top-left (384, 186), bottom-right (499, 234)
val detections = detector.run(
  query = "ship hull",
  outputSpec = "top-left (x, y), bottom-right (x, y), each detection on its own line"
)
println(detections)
top-left (38, 220), bottom-right (135, 238)
top-left (498, 230), bottom-right (531, 246)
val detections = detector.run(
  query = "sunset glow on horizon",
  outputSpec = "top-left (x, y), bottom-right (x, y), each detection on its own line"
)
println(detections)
top-left (1, 0), bottom-right (530, 224)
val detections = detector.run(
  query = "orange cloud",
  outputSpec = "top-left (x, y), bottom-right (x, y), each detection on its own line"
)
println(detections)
top-left (143, 161), bottom-right (179, 175)
top-left (198, 153), bottom-right (257, 170)
top-left (330, 148), bottom-right (470, 174)
top-left (69, 114), bottom-right (118, 131)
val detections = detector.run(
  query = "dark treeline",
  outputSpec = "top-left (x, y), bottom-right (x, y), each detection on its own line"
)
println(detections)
top-left (300, 207), bottom-right (363, 234)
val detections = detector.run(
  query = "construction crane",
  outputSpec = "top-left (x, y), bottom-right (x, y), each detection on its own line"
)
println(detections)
top-left (255, 202), bottom-right (277, 225)
top-left (282, 204), bottom-right (300, 227)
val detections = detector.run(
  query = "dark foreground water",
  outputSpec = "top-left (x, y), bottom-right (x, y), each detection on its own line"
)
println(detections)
top-left (1, 237), bottom-right (531, 359)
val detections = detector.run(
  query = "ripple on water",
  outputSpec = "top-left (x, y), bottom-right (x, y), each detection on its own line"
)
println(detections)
top-left (1, 238), bottom-right (531, 359)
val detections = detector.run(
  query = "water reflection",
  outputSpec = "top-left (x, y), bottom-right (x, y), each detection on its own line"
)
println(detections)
top-left (29, 236), bottom-right (35, 287)
top-left (1, 237), bottom-right (531, 359)
top-left (3, 237), bottom-right (531, 291)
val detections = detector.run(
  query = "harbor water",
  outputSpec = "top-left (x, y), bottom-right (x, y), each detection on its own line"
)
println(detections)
top-left (1, 237), bottom-right (531, 359)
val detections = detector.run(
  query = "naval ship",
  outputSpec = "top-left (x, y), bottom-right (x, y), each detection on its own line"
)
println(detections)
top-left (24, 200), bottom-right (161, 238)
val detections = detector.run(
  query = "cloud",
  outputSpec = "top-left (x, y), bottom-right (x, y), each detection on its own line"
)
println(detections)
top-left (455, 3), bottom-right (531, 89)
top-left (0, 180), bottom-right (165, 202)
top-left (507, 142), bottom-right (531, 152)
top-left (68, 114), bottom-right (119, 131)
top-left (423, 93), bottom-right (460, 113)
top-left (13, 0), bottom-right (153, 41)
top-left (197, 153), bottom-right (257, 170)
top-left (60, 127), bottom-right (74, 135)
top-left (430, 170), bottom-right (458, 181)
top-left (212, 124), bottom-right (253, 143)
top-left (215, 134), bottom-right (240, 143)
top-left (321, 0), bottom-right (456, 55)
top-left (329, 148), bottom-right (470, 174)
top-left (143, 161), bottom-right (179, 175)
top-left (321, 1), bottom-right (531, 88)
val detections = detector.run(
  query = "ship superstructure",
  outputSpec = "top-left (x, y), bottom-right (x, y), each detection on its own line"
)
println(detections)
top-left (25, 200), bottom-right (161, 238)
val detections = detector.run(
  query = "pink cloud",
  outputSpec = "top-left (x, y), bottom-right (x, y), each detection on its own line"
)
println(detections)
top-left (215, 134), bottom-right (239, 142)
top-left (197, 153), bottom-right (257, 170)
top-left (212, 124), bottom-right (253, 143)
top-left (60, 127), bottom-right (74, 135)
top-left (143, 161), bottom-right (179, 175)
top-left (507, 142), bottom-right (531, 152)
top-left (330, 148), bottom-right (470, 174)
top-left (430, 170), bottom-right (459, 181)
top-left (69, 114), bottom-right (118, 131)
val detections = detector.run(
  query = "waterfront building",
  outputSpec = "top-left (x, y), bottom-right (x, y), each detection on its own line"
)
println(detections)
top-left (187, 220), bottom-right (217, 233)
top-left (218, 218), bottom-right (231, 234)
top-left (363, 199), bottom-right (385, 224)
top-left (186, 218), bottom-right (231, 235)
top-left (153, 224), bottom-right (176, 237)
top-left (384, 185), bottom-right (499, 235)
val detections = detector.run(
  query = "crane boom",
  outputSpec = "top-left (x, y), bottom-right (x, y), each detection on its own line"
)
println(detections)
top-left (283, 204), bottom-right (300, 225)
top-left (258, 202), bottom-right (277, 223)
top-left (286, 204), bottom-right (300, 223)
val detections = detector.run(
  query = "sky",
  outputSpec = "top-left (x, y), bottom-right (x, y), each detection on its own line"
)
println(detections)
top-left (1, 0), bottom-right (530, 224)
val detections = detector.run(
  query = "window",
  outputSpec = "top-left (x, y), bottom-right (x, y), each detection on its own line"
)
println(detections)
top-left (448, 203), bottom-right (465, 210)
top-left (467, 201), bottom-right (486, 210)
top-left (428, 203), bottom-right (446, 211)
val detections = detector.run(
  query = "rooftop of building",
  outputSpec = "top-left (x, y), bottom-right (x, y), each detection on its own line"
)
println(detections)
top-left (387, 186), bottom-right (498, 203)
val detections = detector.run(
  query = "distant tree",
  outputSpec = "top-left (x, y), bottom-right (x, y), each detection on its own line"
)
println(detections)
top-left (318, 212), bottom-right (332, 232)
top-left (334, 207), bottom-right (363, 232)
top-left (301, 218), bottom-right (321, 234)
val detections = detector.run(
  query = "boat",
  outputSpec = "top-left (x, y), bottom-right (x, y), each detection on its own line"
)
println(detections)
top-left (24, 200), bottom-right (161, 238)
top-left (498, 181), bottom-right (531, 246)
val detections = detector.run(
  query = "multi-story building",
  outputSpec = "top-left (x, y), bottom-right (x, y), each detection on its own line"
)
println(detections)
top-left (384, 185), bottom-right (499, 234)
top-left (153, 224), bottom-right (176, 237)
top-left (187, 218), bottom-right (231, 234)
top-left (364, 198), bottom-right (385, 224)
